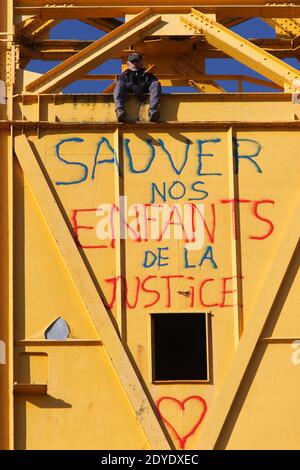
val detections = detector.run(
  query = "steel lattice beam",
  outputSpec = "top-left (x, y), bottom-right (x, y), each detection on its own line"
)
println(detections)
top-left (20, 38), bottom-right (299, 62)
top-left (181, 9), bottom-right (300, 91)
top-left (173, 54), bottom-right (226, 93)
top-left (26, 9), bottom-right (162, 93)
top-left (18, 18), bottom-right (58, 38)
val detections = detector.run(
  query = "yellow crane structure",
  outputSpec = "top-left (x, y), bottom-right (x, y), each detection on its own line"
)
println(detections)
top-left (0, 0), bottom-right (300, 450)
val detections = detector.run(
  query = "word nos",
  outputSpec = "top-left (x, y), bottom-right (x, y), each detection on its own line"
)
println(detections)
top-left (157, 395), bottom-right (207, 450)
top-left (54, 136), bottom-right (263, 202)
top-left (105, 274), bottom-right (243, 309)
top-left (71, 198), bottom-right (275, 250)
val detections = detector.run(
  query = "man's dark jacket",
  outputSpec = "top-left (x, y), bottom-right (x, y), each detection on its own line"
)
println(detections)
top-left (117, 68), bottom-right (158, 94)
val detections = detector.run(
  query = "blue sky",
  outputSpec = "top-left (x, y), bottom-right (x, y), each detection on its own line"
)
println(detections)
top-left (26, 17), bottom-right (300, 93)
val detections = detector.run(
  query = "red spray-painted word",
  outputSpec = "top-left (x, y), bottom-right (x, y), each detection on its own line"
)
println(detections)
top-left (70, 199), bottom-right (275, 249)
top-left (157, 395), bottom-right (207, 449)
top-left (105, 274), bottom-right (243, 309)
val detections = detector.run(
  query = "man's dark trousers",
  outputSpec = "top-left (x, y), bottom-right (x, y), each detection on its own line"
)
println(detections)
top-left (114, 80), bottom-right (161, 112)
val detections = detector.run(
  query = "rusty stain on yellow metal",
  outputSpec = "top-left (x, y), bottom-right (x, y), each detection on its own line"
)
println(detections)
top-left (1, 0), bottom-right (300, 451)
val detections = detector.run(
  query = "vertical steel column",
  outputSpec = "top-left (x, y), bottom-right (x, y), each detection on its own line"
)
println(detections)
top-left (0, 0), bottom-right (14, 451)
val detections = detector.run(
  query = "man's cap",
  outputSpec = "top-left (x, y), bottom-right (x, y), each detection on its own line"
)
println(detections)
top-left (127, 52), bottom-right (143, 62)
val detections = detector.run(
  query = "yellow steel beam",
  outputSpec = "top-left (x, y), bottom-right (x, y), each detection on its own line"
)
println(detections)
top-left (21, 40), bottom-right (93, 61)
top-left (20, 37), bottom-right (298, 62)
top-left (181, 9), bottom-right (300, 91)
top-left (0, 0), bottom-right (13, 451)
top-left (252, 38), bottom-right (296, 59)
top-left (172, 64), bottom-right (222, 93)
top-left (198, 195), bottom-right (300, 449)
top-left (26, 10), bottom-right (162, 93)
top-left (241, 75), bottom-right (282, 90)
top-left (189, 79), bottom-right (225, 93)
top-left (141, 36), bottom-right (298, 61)
top-left (12, 0), bottom-right (300, 9)
top-left (16, 16), bottom-right (36, 35)
top-left (16, 69), bottom-right (283, 92)
top-left (13, 133), bottom-right (172, 451)
top-left (20, 18), bottom-right (58, 38)
top-left (218, 17), bottom-right (250, 29)
top-left (13, 5), bottom-right (300, 21)
top-left (263, 18), bottom-right (300, 39)
top-left (174, 54), bottom-right (226, 93)
top-left (83, 17), bottom-right (123, 33)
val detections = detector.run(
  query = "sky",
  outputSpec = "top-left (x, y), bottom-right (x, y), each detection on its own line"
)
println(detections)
top-left (26, 17), bottom-right (300, 93)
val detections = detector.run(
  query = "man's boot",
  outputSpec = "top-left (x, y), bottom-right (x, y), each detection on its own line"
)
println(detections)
top-left (116, 108), bottom-right (126, 122)
top-left (148, 109), bottom-right (160, 122)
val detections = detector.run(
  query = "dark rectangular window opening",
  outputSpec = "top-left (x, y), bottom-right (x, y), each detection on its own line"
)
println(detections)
top-left (151, 313), bottom-right (208, 382)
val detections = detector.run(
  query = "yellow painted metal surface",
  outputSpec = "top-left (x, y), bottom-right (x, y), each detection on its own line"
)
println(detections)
top-left (1, 0), bottom-right (300, 451)
top-left (10, 102), bottom-right (300, 450)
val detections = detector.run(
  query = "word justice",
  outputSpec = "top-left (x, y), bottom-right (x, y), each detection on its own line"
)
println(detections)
top-left (104, 274), bottom-right (243, 310)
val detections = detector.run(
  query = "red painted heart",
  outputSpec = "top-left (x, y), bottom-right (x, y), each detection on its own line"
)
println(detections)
top-left (157, 395), bottom-right (207, 449)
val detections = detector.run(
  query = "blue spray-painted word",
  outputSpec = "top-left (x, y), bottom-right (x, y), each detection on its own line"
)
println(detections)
top-left (184, 246), bottom-right (218, 270)
top-left (54, 136), bottom-right (263, 186)
top-left (143, 247), bottom-right (170, 268)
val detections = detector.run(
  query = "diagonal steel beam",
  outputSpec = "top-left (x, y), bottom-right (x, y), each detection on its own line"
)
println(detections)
top-left (83, 18), bottom-right (123, 33)
top-left (22, 19), bottom-right (58, 38)
top-left (174, 54), bottom-right (226, 93)
top-left (197, 194), bottom-right (300, 449)
top-left (14, 133), bottom-right (171, 450)
top-left (181, 9), bottom-right (300, 91)
top-left (26, 9), bottom-right (161, 93)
